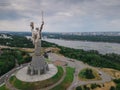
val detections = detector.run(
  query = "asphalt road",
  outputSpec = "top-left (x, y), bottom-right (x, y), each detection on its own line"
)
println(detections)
top-left (0, 63), bottom-right (28, 86)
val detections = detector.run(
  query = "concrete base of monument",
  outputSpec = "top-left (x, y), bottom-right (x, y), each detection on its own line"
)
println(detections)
top-left (15, 64), bottom-right (57, 82)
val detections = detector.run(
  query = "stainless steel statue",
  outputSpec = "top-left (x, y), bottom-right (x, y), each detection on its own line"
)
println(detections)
top-left (30, 21), bottom-right (44, 55)
top-left (27, 12), bottom-right (49, 75)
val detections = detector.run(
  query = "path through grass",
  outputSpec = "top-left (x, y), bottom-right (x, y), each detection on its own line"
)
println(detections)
top-left (51, 67), bottom-right (75, 90)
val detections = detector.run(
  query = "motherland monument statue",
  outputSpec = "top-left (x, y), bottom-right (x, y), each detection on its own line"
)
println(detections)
top-left (27, 11), bottom-right (49, 75)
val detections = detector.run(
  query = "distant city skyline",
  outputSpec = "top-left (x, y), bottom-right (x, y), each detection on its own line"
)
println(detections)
top-left (0, 0), bottom-right (120, 32)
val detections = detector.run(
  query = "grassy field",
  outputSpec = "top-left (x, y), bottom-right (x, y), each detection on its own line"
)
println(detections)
top-left (79, 68), bottom-right (101, 81)
top-left (51, 67), bottom-right (75, 90)
top-left (9, 66), bottom-right (63, 90)
top-left (0, 85), bottom-right (9, 90)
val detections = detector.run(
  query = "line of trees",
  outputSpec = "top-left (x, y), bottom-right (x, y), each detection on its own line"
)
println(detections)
top-left (45, 34), bottom-right (120, 43)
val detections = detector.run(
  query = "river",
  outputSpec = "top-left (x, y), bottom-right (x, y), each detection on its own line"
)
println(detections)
top-left (43, 39), bottom-right (120, 54)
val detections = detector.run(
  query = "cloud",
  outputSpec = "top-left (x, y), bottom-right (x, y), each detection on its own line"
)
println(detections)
top-left (0, 0), bottom-right (120, 32)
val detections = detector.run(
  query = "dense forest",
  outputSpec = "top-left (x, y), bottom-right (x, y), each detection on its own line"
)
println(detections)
top-left (0, 48), bottom-right (31, 76)
top-left (45, 34), bottom-right (120, 43)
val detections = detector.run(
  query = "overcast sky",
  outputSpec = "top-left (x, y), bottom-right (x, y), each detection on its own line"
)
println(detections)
top-left (0, 0), bottom-right (120, 32)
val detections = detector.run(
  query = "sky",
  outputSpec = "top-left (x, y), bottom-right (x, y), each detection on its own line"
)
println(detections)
top-left (0, 0), bottom-right (120, 32)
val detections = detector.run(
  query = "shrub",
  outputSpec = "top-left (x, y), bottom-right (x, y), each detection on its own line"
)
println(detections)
top-left (76, 86), bottom-right (82, 90)
top-left (110, 86), bottom-right (116, 90)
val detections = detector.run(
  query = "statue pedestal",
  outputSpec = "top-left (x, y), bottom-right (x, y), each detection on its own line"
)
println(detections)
top-left (16, 64), bottom-right (57, 82)
top-left (27, 55), bottom-right (49, 75)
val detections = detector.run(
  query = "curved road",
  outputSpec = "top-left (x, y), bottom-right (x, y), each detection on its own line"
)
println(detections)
top-left (40, 67), bottom-right (66, 90)
top-left (0, 63), bottom-right (28, 86)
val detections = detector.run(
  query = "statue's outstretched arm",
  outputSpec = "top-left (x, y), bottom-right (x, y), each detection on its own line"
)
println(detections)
top-left (40, 21), bottom-right (44, 32)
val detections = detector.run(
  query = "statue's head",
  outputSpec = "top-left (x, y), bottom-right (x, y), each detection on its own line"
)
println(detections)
top-left (30, 22), bottom-right (34, 26)
top-left (30, 22), bottom-right (34, 29)
top-left (36, 27), bottom-right (39, 31)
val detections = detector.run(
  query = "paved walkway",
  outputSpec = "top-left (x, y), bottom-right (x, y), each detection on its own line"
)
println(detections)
top-left (16, 64), bottom-right (58, 82)
top-left (5, 78), bottom-right (18, 90)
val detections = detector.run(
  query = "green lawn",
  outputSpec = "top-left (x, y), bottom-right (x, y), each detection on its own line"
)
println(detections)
top-left (45, 58), bottom-right (52, 63)
top-left (51, 67), bottom-right (75, 90)
top-left (0, 85), bottom-right (9, 90)
top-left (9, 66), bottom-right (63, 90)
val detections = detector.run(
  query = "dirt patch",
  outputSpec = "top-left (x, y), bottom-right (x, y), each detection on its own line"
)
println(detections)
top-left (19, 48), bottom-right (34, 53)
top-left (45, 47), bottom-right (60, 53)
top-left (53, 60), bottom-right (67, 66)
top-left (84, 81), bottom-right (116, 90)
top-left (94, 81), bottom-right (116, 90)
top-left (101, 68), bottom-right (120, 79)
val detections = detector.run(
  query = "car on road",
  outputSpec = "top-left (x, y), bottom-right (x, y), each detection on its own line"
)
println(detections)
top-left (98, 71), bottom-right (102, 75)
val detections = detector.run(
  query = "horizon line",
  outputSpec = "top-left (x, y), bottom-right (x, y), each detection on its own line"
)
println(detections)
top-left (0, 30), bottom-right (120, 33)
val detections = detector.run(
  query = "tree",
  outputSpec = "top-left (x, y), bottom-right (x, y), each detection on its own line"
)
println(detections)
top-left (110, 86), bottom-right (116, 90)
top-left (76, 86), bottom-right (82, 90)
top-left (116, 84), bottom-right (120, 90)
top-left (91, 84), bottom-right (98, 89)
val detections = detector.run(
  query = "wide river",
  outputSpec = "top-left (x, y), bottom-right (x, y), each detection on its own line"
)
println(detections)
top-left (43, 39), bottom-right (120, 54)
